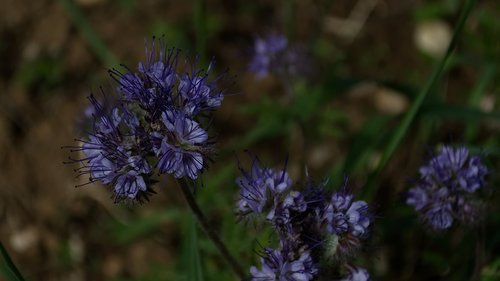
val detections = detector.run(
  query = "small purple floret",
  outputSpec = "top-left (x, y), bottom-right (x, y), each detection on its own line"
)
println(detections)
top-left (340, 266), bottom-right (371, 281)
top-left (406, 145), bottom-right (488, 229)
top-left (250, 248), bottom-right (318, 281)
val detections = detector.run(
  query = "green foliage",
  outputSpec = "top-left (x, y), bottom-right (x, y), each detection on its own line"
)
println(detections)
top-left (414, 0), bottom-right (461, 21)
top-left (181, 218), bottom-right (204, 281)
top-left (16, 55), bottom-right (63, 92)
top-left (149, 22), bottom-right (189, 50)
top-left (233, 83), bottom-right (347, 149)
top-left (482, 258), bottom-right (500, 281)
top-left (109, 209), bottom-right (183, 244)
top-left (59, 0), bottom-right (117, 66)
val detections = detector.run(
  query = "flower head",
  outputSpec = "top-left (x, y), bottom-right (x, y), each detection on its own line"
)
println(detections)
top-left (406, 145), bottom-right (488, 229)
top-left (339, 266), bottom-right (371, 281)
top-left (250, 248), bottom-right (318, 281)
top-left (236, 156), bottom-right (292, 217)
top-left (248, 34), bottom-right (308, 80)
top-left (67, 37), bottom-right (227, 202)
top-left (325, 192), bottom-right (370, 237)
top-left (68, 96), bottom-right (155, 202)
top-left (238, 158), bottom-right (372, 279)
top-left (152, 110), bottom-right (208, 179)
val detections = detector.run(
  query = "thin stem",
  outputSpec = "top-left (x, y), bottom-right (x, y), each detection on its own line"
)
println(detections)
top-left (283, 0), bottom-right (296, 40)
top-left (363, 0), bottom-right (477, 195)
top-left (176, 178), bottom-right (246, 279)
top-left (194, 0), bottom-right (207, 65)
top-left (470, 224), bottom-right (485, 281)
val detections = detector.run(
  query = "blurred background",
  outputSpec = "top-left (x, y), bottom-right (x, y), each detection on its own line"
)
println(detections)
top-left (0, 0), bottom-right (499, 280)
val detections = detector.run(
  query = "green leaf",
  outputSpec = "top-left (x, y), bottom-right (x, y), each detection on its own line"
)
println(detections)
top-left (183, 217), bottom-right (204, 281)
top-left (0, 242), bottom-right (26, 281)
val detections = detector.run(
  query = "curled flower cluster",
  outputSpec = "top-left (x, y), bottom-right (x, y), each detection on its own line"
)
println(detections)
top-left (236, 158), bottom-right (372, 281)
top-left (67, 38), bottom-right (226, 202)
top-left (248, 34), bottom-right (308, 80)
top-left (406, 146), bottom-right (488, 230)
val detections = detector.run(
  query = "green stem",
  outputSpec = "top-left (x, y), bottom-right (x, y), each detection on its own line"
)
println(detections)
top-left (176, 179), bottom-right (246, 279)
top-left (0, 242), bottom-right (26, 281)
top-left (195, 0), bottom-right (207, 64)
top-left (283, 0), bottom-right (296, 40)
top-left (364, 0), bottom-right (477, 193)
top-left (470, 224), bottom-right (485, 281)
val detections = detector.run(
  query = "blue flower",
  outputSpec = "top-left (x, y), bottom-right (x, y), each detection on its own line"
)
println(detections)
top-left (237, 157), bottom-right (373, 279)
top-left (111, 40), bottom-right (225, 119)
top-left (419, 146), bottom-right (487, 193)
top-left (406, 145), bottom-right (488, 229)
top-left (318, 183), bottom-right (371, 261)
top-left (248, 34), bottom-right (309, 80)
top-left (153, 110), bottom-right (208, 179)
top-left (324, 192), bottom-right (371, 237)
top-left (250, 248), bottom-right (318, 281)
top-left (178, 70), bottom-right (224, 116)
top-left (68, 96), bottom-right (154, 202)
top-left (249, 34), bottom-right (288, 79)
top-left (114, 170), bottom-right (148, 200)
top-left (339, 266), bottom-right (371, 281)
top-left (236, 157), bottom-right (292, 217)
top-left (67, 37), bottom-right (227, 202)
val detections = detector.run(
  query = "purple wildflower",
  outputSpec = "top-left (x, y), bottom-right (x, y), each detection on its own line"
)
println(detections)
top-left (67, 37), bottom-right (227, 202)
top-left (406, 145), bottom-right (488, 229)
top-left (249, 34), bottom-right (288, 79)
top-left (248, 34), bottom-right (308, 80)
top-left (236, 157), bottom-right (292, 217)
top-left (153, 110), bottom-right (208, 179)
top-left (339, 266), bottom-right (371, 281)
top-left (250, 248), bottom-right (318, 281)
top-left (324, 192), bottom-right (371, 237)
top-left (67, 96), bottom-right (154, 202)
top-left (237, 157), bottom-right (373, 279)
top-left (178, 68), bottom-right (225, 116)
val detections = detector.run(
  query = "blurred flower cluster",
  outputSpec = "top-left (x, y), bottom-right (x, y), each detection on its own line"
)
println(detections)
top-left (236, 157), bottom-right (372, 281)
top-left (406, 146), bottom-right (488, 230)
top-left (249, 34), bottom-right (309, 80)
top-left (67, 38), bottom-right (226, 202)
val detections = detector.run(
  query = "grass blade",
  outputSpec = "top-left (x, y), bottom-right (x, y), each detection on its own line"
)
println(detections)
top-left (195, 0), bottom-right (207, 64)
top-left (0, 242), bottom-right (26, 281)
top-left (366, 0), bottom-right (477, 192)
top-left (59, 0), bottom-right (117, 66)
top-left (182, 217), bottom-right (204, 281)
top-left (465, 65), bottom-right (496, 141)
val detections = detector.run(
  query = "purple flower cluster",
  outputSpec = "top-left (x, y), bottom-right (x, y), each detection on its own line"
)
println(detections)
top-left (406, 146), bottom-right (488, 230)
top-left (248, 34), bottom-right (308, 80)
top-left (236, 158), bottom-right (372, 280)
top-left (67, 38), bottom-right (226, 202)
top-left (250, 248), bottom-right (317, 281)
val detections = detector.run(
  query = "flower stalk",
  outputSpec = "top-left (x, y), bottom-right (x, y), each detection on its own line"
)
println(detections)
top-left (176, 178), bottom-right (246, 280)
